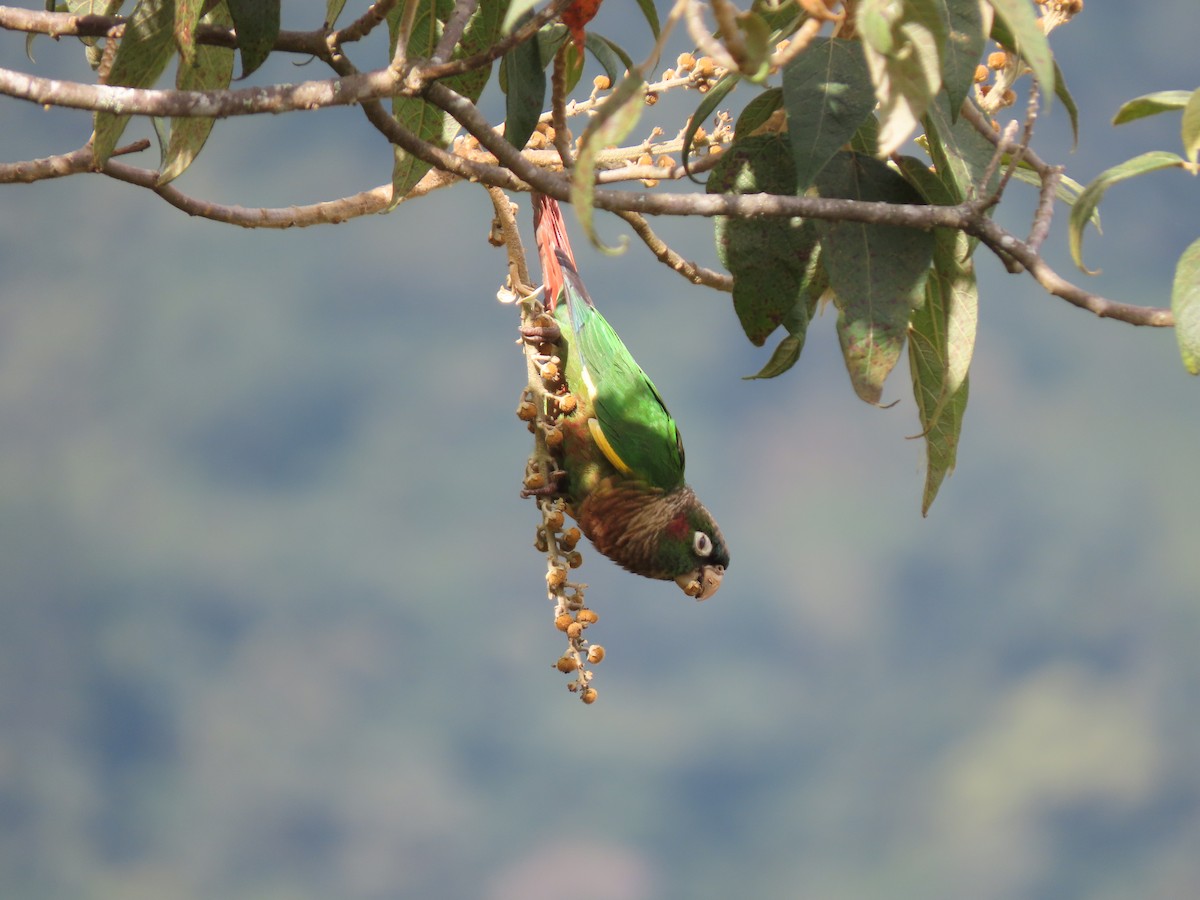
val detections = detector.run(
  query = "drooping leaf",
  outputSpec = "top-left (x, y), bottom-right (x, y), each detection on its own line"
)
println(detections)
top-left (585, 33), bottom-right (633, 82)
top-left (938, 0), bottom-right (985, 118)
top-left (93, 0), bottom-right (176, 166)
top-left (988, 0), bottom-right (1055, 100)
top-left (226, 0), bottom-right (279, 79)
top-left (814, 152), bottom-right (935, 404)
top-left (388, 0), bottom-right (506, 207)
top-left (857, 0), bottom-right (948, 156)
top-left (734, 87), bottom-right (783, 138)
top-left (922, 91), bottom-right (999, 202)
top-left (325, 0), bottom-right (349, 28)
top-left (159, 2), bottom-right (234, 185)
top-left (782, 36), bottom-right (876, 190)
top-left (634, 0), bottom-right (660, 38)
top-left (707, 134), bottom-right (822, 362)
top-left (1171, 237), bottom-right (1200, 375)
top-left (1069, 151), bottom-right (1185, 272)
top-left (570, 72), bottom-right (645, 251)
top-left (500, 16), bottom-right (545, 150)
top-left (909, 285), bottom-right (970, 514)
top-left (682, 73), bottom-right (740, 175)
top-left (1053, 60), bottom-right (1078, 148)
top-left (1181, 87), bottom-right (1200, 165)
top-left (1000, 162), bottom-right (1100, 230)
top-left (1112, 90), bottom-right (1192, 126)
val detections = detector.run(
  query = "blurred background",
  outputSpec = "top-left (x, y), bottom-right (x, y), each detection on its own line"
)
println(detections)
top-left (2, 3), bottom-right (1199, 898)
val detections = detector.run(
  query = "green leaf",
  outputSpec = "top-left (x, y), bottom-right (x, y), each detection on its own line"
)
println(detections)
top-left (93, 0), bottom-right (176, 167)
top-left (734, 87), bottom-right (783, 139)
top-left (1112, 90), bottom-right (1192, 126)
top-left (159, 2), bottom-right (234, 185)
top-left (857, 0), bottom-right (948, 156)
top-left (226, 0), bottom-right (279, 79)
top-left (585, 33), bottom-right (634, 82)
top-left (1069, 151), bottom-right (1185, 272)
top-left (585, 32), bottom-right (633, 85)
top-left (570, 72), bottom-right (645, 251)
top-left (939, 0), bottom-right (985, 119)
top-left (389, 0), bottom-right (506, 207)
top-left (501, 19), bottom-right (545, 150)
top-left (909, 296), bottom-right (970, 513)
top-left (708, 135), bottom-right (821, 354)
top-left (782, 37), bottom-right (876, 190)
top-left (1053, 60), bottom-right (1079, 148)
top-left (1182, 87), bottom-right (1200, 165)
top-left (1172, 237), bottom-right (1200, 375)
top-left (814, 152), bottom-right (935, 404)
top-left (748, 333), bottom-right (805, 380)
top-left (325, 0), bottom-right (349, 28)
top-left (502, 0), bottom-right (540, 34)
top-left (989, 0), bottom-right (1055, 100)
top-left (173, 0), bottom-right (204, 65)
top-left (922, 91), bottom-right (999, 202)
top-left (635, 0), bottom-right (661, 38)
top-left (682, 73), bottom-right (740, 175)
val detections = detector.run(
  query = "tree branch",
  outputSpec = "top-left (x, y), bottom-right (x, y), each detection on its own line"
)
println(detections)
top-left (0, 139), bottom-right (147, 183)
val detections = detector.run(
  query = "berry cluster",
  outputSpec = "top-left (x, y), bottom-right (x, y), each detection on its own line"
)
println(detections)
top-left (516, 300), bottom-right (605, 704)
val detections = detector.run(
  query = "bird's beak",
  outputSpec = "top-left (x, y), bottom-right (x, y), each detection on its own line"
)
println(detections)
top-left (675, 565), bottom-right (725, 601)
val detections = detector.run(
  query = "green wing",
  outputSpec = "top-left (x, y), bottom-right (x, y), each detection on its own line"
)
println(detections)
top-left (556, 263), bottom-right (686, 491)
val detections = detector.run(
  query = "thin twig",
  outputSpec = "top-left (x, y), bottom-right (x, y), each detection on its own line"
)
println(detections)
top-left (485, 185), bottom-right (533, 292)
top-left (0, 139), bottom-right (148, 183)
top-left (101, 159), bottom-right (453, 226)
top-left (432, 0), bottom-right (479, 64)
top-left (389, 0), bottom-right (422, 71)
top-left (613, 208), bottom-right (733, 291)
top-left (550, 45), bottom-right (574, 169)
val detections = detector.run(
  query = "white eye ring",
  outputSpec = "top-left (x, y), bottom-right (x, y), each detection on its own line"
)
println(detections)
top-left (693, 531), bottom-right (713, 557)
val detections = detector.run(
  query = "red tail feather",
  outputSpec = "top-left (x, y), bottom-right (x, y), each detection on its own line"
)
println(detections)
top-left (532, 193), bottom-right (577, 311)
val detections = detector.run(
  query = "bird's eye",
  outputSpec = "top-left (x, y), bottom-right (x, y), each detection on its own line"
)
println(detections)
top-left (693, 531), bottom-right (714, 557)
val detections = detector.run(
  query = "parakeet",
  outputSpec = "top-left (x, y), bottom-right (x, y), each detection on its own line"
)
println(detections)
top-left (532, 193), bottom-right (729, 599)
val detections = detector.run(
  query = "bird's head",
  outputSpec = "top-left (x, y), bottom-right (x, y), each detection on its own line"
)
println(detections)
top-left (664, 504), bottom-right (729, 601)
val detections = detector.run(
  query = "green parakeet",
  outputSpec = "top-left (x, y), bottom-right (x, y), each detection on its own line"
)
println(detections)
top-left (533, 194), bottom-right (729, 599)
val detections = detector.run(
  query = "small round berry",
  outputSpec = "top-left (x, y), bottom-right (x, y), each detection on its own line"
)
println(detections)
top-left (566, 551), bottom-right (584, 569)
top-left (524, 472), bottom-right (546, 490)
top-left (676, 52), bottom-right (696, 72)
top-left (566, 621), bottom-right (583, 640)
top-left (540, 361), bottom-right (559, 381)
top-left (546, 566), bottom-right (567, 589)
top-left (556, 654), bottom-right (578, 673)
top-left (644, 91), bottom-right (659, 106)
top-left (560, 527), bottom-right (581, 550)
top-left (974, 64), bottom-right (988, 83)
top-left (545, 508), bottom-right (565, 530)
top-left (581, 687), bottom-right (598, 704)
top-left (557, 394), bottom-right (577, 413)
top-left (593, 74), bottom-right (611, 91)
top-left (696, 56), bottom-right (716, 77)
top-left (587, 645), bottom-right (605, 664)
top-left (544, 427), bottom-right (564, 449)
top-left (517, 402), bottom-right (538, 421)
top-left (555, 612), bottom-right (573, 631)
top-left (576, 608), bottom-right (599, 625)
top-left (987, 51), bottom-right (1008, 69)
top-left (535, 532), bottom-right (550, 553)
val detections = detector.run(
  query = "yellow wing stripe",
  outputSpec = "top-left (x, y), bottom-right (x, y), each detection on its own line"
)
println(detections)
top-left (588, 417), bottom-right (633, 476)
